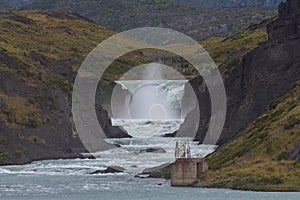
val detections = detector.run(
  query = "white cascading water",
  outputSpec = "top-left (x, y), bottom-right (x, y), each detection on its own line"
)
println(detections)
top-left (95, 63), bottom-right (216, 173)
top-left (112, 63), bottom-right (188, 138)
top-left (112, 80), bottom-right (187, 137)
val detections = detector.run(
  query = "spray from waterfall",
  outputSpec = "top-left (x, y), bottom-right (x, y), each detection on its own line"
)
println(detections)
top-left (143, 63), bottom-right (164, 80)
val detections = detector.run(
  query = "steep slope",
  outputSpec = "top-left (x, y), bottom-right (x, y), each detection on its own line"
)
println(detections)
top-left (201, 18), bottom-right (272, 69)
top-left (219, 0), bottom-right (300, 144)
top-left (193, 0), bottom-right (300, 191)
top-left (184, 0), bottom-right (300, 146)
top-left (198, 81), bottom-right (300, 191)
top-left (0, 10), bottom-right (142, 165)
top-left (176, 18), bottom-right (273, 141)
top-left (175, 0), bottom-right (284, 8)
top-left (24, 0), bottom-right (277, 40)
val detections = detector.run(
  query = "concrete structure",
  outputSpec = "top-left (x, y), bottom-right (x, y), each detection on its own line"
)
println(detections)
top-left (171, 158), bottom-right (208, 186)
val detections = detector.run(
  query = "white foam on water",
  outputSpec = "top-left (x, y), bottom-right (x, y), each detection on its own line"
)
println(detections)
top-left (91, 137), bottom-right (217, 174)
top-left (111, 119), bottom-right (184, 138)
top-left (0, 159), bottom-right (108, 176)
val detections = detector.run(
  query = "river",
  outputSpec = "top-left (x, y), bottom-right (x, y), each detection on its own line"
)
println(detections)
top-left (0, 158), bottom-right (299, 200)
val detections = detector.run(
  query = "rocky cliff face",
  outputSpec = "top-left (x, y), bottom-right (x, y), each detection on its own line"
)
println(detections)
top-left (186, 0), bottom-right (300, 145)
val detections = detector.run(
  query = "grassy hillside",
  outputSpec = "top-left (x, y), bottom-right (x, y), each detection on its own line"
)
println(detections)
top-left (24, 0), bottom-right (277, 40)
top-left (141, 18), bottom-right (271, 78)
top-left (0, 9), bottom-right (156, 164)
top-left (196, 82), bottom-right (300, 191)
top-left (0, 10), bottom-right (112, 163)
top-left (0, 9), bottom-right (116, 103)
top-left (200, 18), bottom-right (271, 72)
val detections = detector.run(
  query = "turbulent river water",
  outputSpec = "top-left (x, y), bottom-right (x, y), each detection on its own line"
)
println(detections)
top-left (0, 158), bottom-right (299, 200)
top-left (0, 136), bottom-right (299, 199)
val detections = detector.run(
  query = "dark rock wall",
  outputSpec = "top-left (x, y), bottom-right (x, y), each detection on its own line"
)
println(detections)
top-left (0, 67), bottom-right (86, 165)
top-left (188, 0), bottom-right (300, 144)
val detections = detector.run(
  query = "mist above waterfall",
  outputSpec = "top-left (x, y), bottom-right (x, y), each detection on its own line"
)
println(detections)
top-left (143, 62), bottom-right (163, 80)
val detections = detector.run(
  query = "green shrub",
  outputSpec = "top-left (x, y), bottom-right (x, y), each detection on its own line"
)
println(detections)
top-left (0, 96), bottom-right (6, 108)
top-left (227, 57), bottom-right (240, 68)
top-left (232, 176), bottom-right (284, 189)
top-left (27, 94), bottom-right (50, 105)
top-left (0, 146), bottom-right (8, 161)
top-left (27, 136), bottom-right (46, 145)
top-left (162, 171), bottom-right (171, 179)
top-left (42, 76), bottom-right (72, 95)
top-left (285, 100), bottom-right (298, 112)
top-left (15, 148), bottom-right (26, 158)
top-left (276, 151), bottom-right (288, 161)
top-left (284, 116), bottom-right (300, 129)
top-left (0, 136), bottom-right (6, 144)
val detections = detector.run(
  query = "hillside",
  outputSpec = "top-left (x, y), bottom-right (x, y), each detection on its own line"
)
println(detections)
top-left (23, 0), bottom-right (277, 40)
top-left (194, 0), bottom-right (300, 191)
top-left (175, 0), bottom-right (285, 8)
top-left (0, 10), bottom-right (151, 165)
top-left (199, 82), bottom-right (300, 191)
top-left (200, 18), bottom-right (271, 69)
top-left (179, 0), bottom-right (300, 148)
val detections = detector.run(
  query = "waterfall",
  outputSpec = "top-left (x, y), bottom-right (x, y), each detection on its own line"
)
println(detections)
top-left (112, 63), bottom-right (188, 137)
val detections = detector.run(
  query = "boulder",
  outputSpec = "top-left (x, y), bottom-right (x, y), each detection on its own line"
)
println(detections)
top-left (139, 148), bottom-right (166, 153)
top-left (163, 131), bottom-right (177, 137)
top-left (139, 163), bottom-right (172, 179)
top-left (134, 174), bottom-right (150, 179)
top-left (90, 166), bottom-right (125, 174)
top-left (96, 106), bottom-right (132, 138)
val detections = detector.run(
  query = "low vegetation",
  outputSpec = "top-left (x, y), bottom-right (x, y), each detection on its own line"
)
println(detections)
top-left (0, 136), bottom-right (8, 162)
top-left (201, 19), bottom-right (271, 71)
top-left (0, 93), bottom-right (47, 129)
top-left (197, 82), bottom-right (300, 191)
top-left (0, 10), bottom-right (119, 164)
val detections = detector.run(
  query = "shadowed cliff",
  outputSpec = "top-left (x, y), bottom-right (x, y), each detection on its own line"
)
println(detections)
top-left (182, 0), bottom-right (300, 146)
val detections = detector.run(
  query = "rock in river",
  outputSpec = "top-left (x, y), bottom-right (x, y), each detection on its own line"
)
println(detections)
top-left (137, 163), bottom-right (172, 179)
top-left (90, 166), bottom-right (125, 174)
top-left (139, 148), bottom-right (166, 153)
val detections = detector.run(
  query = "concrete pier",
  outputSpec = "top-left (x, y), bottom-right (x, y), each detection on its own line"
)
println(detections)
top-left (171, 158), bottom-right (208, 186)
